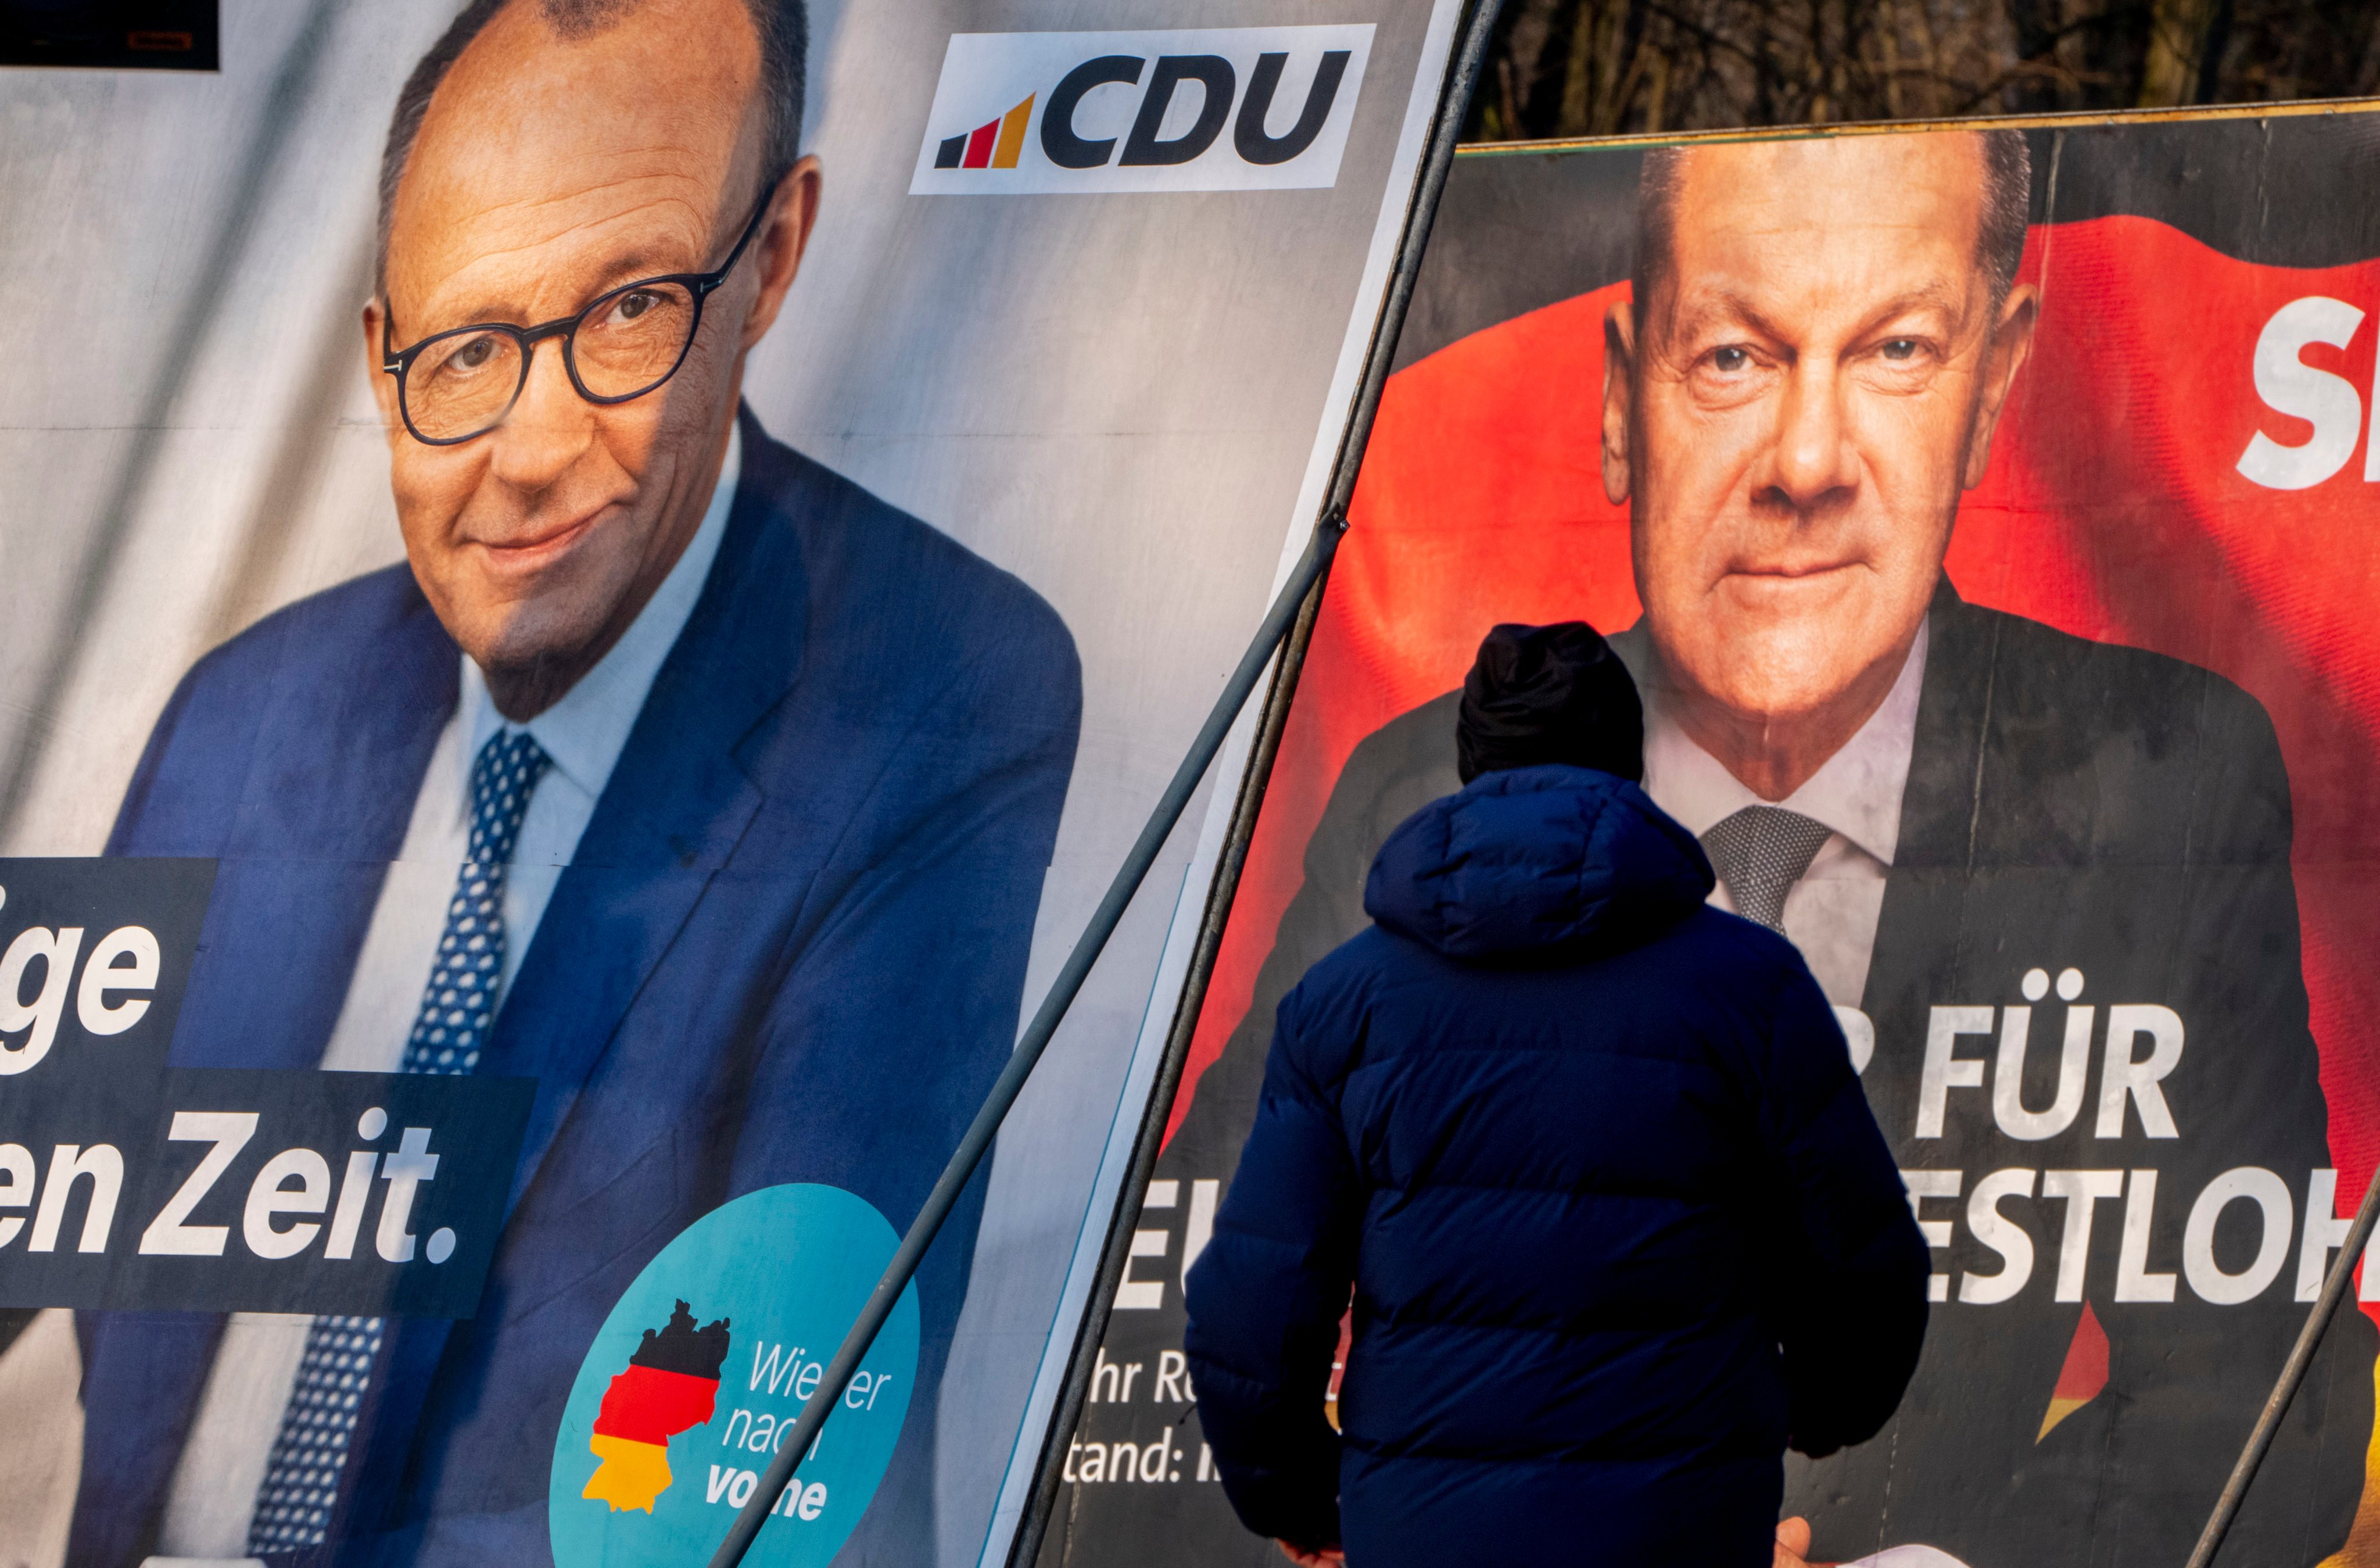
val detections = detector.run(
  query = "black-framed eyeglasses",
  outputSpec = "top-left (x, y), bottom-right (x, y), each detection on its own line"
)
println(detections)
top-left (380, 178), bottom-right (780, 446)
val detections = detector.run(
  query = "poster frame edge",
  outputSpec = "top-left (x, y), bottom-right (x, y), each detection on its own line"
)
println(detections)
top-left (995, 2), bottom-right (1502, 1562)
top-left (1453, 91), bottom-right (2380, 159)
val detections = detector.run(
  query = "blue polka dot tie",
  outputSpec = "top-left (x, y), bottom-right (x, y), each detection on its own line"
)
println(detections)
top-left (246, 729), bottom-right (550, 1553)
top-left (403, 730), bottom-right (551, 1075)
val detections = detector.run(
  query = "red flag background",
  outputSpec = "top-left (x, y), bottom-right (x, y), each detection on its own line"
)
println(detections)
top-left (1040, 119), bottom-right (2380, 1568)
top-left (1173, 211), bottom-right (2380, 1322)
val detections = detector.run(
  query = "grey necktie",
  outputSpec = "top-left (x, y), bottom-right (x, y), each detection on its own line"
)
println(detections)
top-left (1701, 805), bottom-right (1833, 932)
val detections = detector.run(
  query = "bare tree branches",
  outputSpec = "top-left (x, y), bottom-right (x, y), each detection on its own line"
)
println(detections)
top-left (1463, 0), bottom-right (2380, 139)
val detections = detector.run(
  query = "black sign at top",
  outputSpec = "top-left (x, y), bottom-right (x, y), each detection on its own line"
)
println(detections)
top-left (0, 1), bottom-right (218, 72)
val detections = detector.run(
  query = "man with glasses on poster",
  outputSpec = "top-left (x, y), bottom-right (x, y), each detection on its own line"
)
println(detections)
top-left (65, 0), bottom-right (1081, 1563)
top-left (1194, 130), bottom-right (2375, 1568)
top-left (377, 176), bottom-right (783, 450)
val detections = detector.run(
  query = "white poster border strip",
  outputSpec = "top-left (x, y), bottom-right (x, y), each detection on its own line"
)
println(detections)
top-left (970, 0), bottom-right (1470, 1559)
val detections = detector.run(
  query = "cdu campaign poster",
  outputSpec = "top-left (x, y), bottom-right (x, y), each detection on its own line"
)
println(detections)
top-left (1049, 103), bottom-right (2380, 1567)
top-left (0, 1), bottom-right (1465, 1565)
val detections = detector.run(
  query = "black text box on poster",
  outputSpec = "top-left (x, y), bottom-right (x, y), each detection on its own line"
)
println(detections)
top-left (0, 1068), bottom-right (532, 1319)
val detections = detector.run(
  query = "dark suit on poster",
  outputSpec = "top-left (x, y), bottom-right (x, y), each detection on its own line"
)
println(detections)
top-left (1177, 589), bottom-right (2375, 1568)
top-left (69, 412), bottom-right (1081, 1566)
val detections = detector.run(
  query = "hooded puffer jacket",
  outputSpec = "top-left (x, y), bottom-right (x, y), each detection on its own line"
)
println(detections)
top-left (1184, 766), bottom-right (1928, 1567)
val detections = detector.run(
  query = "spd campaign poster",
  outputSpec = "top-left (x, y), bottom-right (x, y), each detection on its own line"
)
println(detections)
top-left (0, 1), bottom-right (1465, 1565)
top-left (1045, 105), bottom-right (2380, 1568)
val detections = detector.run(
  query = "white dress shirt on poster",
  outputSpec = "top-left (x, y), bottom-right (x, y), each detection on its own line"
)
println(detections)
top-left (144, 428), bottom-right (742, 1565)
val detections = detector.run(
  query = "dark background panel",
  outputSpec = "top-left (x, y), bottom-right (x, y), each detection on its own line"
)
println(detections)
top-left (0, 0), bottom-right (217, 71)
top-left (1389, 143), bottom-right (1644, 371)
top-left (0, 1069), bottom-right (532, 1319)
top-left (1394, 109), bottom-right (2380, 371)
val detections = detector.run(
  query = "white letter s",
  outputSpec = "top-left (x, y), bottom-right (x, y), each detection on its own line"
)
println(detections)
top-left (2238, 296), bottom-right (2365, 491)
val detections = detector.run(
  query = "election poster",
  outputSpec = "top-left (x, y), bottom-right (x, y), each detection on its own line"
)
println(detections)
top-left (1045, 103), bottom-right (2380, 1567)
top-left (0, 0), bottom-right (1465, 1564)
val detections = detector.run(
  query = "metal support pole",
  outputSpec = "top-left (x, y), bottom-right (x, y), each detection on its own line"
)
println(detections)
top-left (704, 4), bottom-right (1505, 1562)
top-left (2185, 1161), bottom-right (2380, 1568)
top-left (1003, 4), bottom-right (1508, 1561)
top-left (704, 518), bottom-right (1340, 1568)
top-left (1005, 547), bottom-right (1335, 1568)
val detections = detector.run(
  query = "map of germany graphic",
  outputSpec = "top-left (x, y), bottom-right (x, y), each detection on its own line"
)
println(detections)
top-left (583, 1298), bottom-right (733, 1513)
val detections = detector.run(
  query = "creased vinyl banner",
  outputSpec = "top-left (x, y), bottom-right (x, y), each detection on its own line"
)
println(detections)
top-left (1046, 107), bottom-right (2380, 1568)
top-left (0, 0), bottom-right (1462, 1564)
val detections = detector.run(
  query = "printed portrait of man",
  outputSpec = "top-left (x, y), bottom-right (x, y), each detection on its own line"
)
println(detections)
top-left (62, 0), bottom-right (1081, 1562)
top-left (1174, 129), bottom-right (2377, 1566)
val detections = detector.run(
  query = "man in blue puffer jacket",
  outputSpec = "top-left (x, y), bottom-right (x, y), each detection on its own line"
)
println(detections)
top-left (1184, 621), bottom-right (1930, 1568)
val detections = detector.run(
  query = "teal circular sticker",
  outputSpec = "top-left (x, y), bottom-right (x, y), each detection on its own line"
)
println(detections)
top-left (549, 1183), bottom-right (919, 1566)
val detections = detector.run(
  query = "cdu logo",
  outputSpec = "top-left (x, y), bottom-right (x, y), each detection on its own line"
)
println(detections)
top-left (910, 26), bottom-right (1374, 196)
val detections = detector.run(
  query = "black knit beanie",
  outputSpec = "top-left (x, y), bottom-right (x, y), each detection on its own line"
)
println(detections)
top-left (1455, 621), bottom-right (1644, 785)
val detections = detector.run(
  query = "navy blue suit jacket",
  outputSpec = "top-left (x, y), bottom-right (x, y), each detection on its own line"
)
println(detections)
top-left (69, 410), bottom-right (1081, 1566)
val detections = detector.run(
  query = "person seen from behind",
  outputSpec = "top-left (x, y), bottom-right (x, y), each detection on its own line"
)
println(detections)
top-left (1182, 621), bottom-right (1931, 1568)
